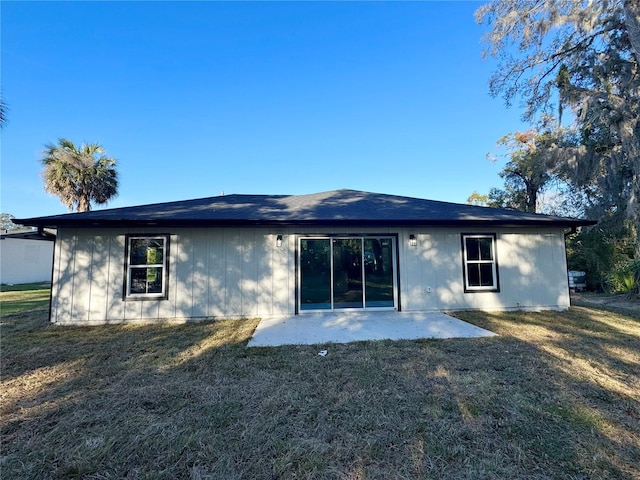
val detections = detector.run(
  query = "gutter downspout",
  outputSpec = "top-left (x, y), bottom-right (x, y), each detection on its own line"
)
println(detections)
top-left (41, 226), bottom-right (57, 324)
top-left (564, 226), bottom-right (578, 303)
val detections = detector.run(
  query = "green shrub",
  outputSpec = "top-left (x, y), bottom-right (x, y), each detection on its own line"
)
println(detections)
top-left (567, 224), bottom-right (637, 292)
top-left (606, 260), bottom-right (640, 294)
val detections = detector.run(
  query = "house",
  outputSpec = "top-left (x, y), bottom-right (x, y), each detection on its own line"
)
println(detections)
top-left (15, 189), bottom-right (596, 325)
top-left (0, 229), bottom-right (55, 285)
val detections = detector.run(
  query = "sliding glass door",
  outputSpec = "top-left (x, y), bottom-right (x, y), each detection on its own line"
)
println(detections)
top-left (332, 239), bottom-right (364, 308)
top-left (299, 236), bottom-right (396, 311)
top-left (299, 239), bottom-right (332, 310)
top-left (363, 238), bottom-right (395, 308)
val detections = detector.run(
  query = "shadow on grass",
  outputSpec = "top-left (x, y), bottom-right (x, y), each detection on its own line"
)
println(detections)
top-left (456, 307), bottom-right (639, 386)
top-left (2, 311), bottom-right (257, 381)
top-left (2, 307), bottom-right (639, 479)
top-left (455, 307), bottom-right (640, 479)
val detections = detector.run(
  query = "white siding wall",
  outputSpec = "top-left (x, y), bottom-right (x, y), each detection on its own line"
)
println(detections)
top-left (399, 228), bottom-right (570, 312)
top-left (51, 227), bottom-right (297, 325)
top-left (50, 226), bottom-right (570, 325)
top-left (0, 238), bottom-right (54, 284)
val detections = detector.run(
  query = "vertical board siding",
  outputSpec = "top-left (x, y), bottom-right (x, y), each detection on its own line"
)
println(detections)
top-left (398, 228), bottom-right (569, 312)
top-left (401, 231), bottom-right (423, 311)
top-left (496, 231), bottom-right (570, 310)
top-left (225, 231), bottom-right (242, 315)
top-left (54, 231), bottom-right (77, 324)
top-left (170, 231), bottom-right (194, 319)
top-left (240, 230), bottom-right (258, 316)
top-left (89, 235), bottom-right (109, 321)
top-left (255, 232), bottom-right (274, 316)
top-left (72, 235), bottom-right (94, 323)
top-left (49, 226), bottom-right (570, 324)
top-left (105, 235), bottom-right (125, 322)
top-left (191, 230), bottom-right (209, 318)
top-left (207, 230), bottom-right (225, 317)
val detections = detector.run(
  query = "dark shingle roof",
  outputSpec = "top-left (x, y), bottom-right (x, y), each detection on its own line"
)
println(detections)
top-left (15, 189), bottom-right (596, 229)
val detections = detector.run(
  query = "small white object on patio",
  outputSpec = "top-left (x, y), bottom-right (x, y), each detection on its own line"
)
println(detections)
top-left (248, 311), bottom-right (497, 347)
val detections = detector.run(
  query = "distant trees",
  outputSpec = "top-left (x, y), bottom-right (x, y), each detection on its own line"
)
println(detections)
top-left (1, 214), bottom-right (20, 231)
top-left (470, 128), bottom-right (577, 214)
top-left (466, 192), bottom-right (488, 207)
top-left (476, 0), bottom-right (640, 293)
top-left (485, 130), bottom-right (558, 213)
top-left (41, 139), bottom-right (119, 212)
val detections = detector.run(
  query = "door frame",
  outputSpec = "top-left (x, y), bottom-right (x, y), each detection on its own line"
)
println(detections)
top-left (295, 233), bottom-right (400, 314)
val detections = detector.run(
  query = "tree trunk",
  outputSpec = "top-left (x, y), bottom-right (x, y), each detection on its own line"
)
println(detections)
top-left (527, 188), bottom-right (537, 213)
top-left (77, 195), bottom-right (91, 212)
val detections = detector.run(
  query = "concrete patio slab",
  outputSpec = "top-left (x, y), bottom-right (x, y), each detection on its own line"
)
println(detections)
top-left (248, 311), bottom-right (497, 347)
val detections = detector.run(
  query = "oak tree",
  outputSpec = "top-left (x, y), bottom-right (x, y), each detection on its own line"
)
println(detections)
top-left (477, 0), bottom-right (640, 256)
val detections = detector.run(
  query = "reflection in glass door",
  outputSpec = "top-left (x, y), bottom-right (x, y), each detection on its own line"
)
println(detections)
top-left (299, 236), bottom-right (396, 311)
top-left (364, 238), bottom-right (394, 308)
top-left (299, 239), bottom-right (331, 310)
top-left (332, 239), bottom-right (363, 309)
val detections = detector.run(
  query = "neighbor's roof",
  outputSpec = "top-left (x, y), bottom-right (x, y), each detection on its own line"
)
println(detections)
top-left (15, 189), bottom-right (597, 229)
top-left (0, 229), bottom-right (56, 241)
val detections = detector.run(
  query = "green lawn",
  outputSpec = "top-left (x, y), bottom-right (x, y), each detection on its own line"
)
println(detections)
top-left (0, 282), bottom-right (51, 315)
top-left (1, 286), bottom-right (639, 479)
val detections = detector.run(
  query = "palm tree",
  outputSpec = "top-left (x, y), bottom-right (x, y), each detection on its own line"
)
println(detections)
top-left (41, 138), bottom-right (119, 212)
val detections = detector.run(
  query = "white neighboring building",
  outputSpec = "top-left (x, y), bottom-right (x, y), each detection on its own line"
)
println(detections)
top-left (1, 230), bottom-right (55, 285)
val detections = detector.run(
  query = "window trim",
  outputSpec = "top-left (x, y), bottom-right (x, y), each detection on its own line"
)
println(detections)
top-left (123, 234), bottom-right (170, 300)
top-left (461, 233), bottom-right (500, 293)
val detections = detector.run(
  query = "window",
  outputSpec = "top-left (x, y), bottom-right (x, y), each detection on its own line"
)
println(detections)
top-left (462, 234), bottom-right (499, 292)
top-left (125, 235), bottom-right (169, 299)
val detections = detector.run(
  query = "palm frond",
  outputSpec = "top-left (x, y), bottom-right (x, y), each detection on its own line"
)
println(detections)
top-left (41, 139), bottom-right (119, 212)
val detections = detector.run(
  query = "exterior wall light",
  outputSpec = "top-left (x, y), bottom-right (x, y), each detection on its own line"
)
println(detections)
top-left (276, 235), bottom-right (283, 248)
top-left (408, 234), bottom-right (417, 247)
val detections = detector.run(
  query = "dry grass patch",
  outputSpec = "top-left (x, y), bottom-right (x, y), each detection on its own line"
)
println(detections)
top-left (1, 302), bottom-right (639, 479)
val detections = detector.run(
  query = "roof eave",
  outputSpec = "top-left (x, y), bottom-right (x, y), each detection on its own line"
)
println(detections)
top-left (14, 218), bottom-right (598, 229)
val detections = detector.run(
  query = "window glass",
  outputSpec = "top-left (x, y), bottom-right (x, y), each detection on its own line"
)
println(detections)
top-left (146, 267), bottom-right (164, 293)
top-left (467, 263), bottom-right (481, 286)
top-left (130, 239), bottom-right (148, 265)
top-left (463, 235), bottom-right (498, 291)
top-left (332, 238), bottom-right (363, 309)
top-left (364, 238), bottom-right (394, 308)
top-left (479, 238), bottom-right (493, 261)
top-left (466, 238), bottom-right (480, 261)
top-left (299, 236), bottom-right (396, 311)
top-left (125, 236), bottom-right (168, 299)
top-left (129, 268), bottom-right (149, 294)
top-left (479, 263), bottom-right (494, 286)
top-left (148, 240), bottom-right (164, 264)
top-left (300, 239), bottom-right (331, 310)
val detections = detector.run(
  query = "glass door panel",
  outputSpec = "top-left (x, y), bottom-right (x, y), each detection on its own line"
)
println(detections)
top-left (332, 238), bottom-right (363, 309)
top-left (364, 238), bottom-right (395, 307)
top-left (300, 239), bottom-right (331, 310)
top-left (299, 236), bottom-right (396, 312)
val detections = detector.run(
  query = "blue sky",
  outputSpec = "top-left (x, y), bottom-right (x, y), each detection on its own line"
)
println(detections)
top-left (1, 1), bottom-right (528, 220)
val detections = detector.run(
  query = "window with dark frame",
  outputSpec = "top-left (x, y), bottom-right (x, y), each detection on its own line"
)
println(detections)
top-left (125, 235), bottom-right (168, 299)
top-left (462, 234), bottom-right (499, 292)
